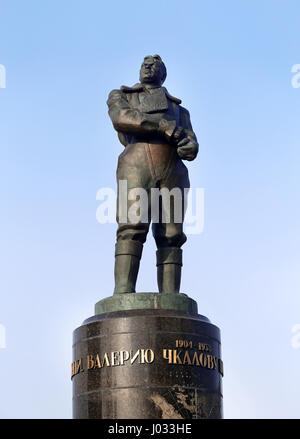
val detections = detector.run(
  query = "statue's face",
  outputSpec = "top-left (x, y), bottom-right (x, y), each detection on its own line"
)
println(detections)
top-left (140, 56), bottom-right (163, 86)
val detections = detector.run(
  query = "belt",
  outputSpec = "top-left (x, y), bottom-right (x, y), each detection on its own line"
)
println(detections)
top-left (128, 135), bottom-right (171, 146)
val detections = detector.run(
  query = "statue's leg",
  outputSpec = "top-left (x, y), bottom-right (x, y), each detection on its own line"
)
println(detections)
top-left (114, 144), bottom-right (152, 294)
top-left (114, 239), bottom-right (144, 294)
top-left (152, 159), bottom-right (190, 294)
top-left (114, 214), bottom-right (150, 294)
top-left (155, 246), bottom-right (183, 294)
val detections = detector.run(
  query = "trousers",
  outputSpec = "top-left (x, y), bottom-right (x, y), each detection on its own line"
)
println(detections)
top-left (116, 141), bottom-right (190, 248)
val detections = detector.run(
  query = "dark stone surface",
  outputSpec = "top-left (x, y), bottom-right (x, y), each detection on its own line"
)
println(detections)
top-left (72, 309), bottom-right (223, 419)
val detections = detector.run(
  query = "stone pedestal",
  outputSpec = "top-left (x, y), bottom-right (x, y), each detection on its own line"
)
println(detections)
top-left (72, 294), bottom-right (223, 419)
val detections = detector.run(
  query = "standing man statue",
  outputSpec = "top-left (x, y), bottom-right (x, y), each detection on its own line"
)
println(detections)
top-left (107, 55), bottom-right (198, 295)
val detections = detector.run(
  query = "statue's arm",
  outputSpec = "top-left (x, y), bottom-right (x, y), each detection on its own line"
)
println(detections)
top-left (176, 107), bottom-right (199, 161)
top-left (107, 89), bottom-right (177, 141)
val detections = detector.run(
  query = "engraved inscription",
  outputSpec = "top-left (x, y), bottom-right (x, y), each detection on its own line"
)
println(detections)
top-left (71, 339), bottom-right (223, 379)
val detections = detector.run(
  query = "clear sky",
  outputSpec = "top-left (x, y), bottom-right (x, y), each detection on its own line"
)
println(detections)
top-left (0, 0), bottom-right (300, 418)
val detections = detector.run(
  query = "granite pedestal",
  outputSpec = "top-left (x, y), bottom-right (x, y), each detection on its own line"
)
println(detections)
top-left (72, 293), bottom-right (223, 419)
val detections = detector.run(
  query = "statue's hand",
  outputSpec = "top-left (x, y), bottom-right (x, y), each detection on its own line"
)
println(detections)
top-left (177, 137), bottom-right (199, 161)
top-left (158, 119), bottom-right (177, 142)
top-left (158, 119), bottom-right (189, 145)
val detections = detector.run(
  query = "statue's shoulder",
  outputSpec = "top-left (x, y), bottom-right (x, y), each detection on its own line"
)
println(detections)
top-left (179, 105), bottom-right (190, 117)
top-left (107, 88), bottom-right (123, 104)
top-left (107, 84), bottom-right (143, 105)
top-left (107, 85), bottom-right (135, 106)
top-left (163, 87), bottom-right (182, 105)
top-left (178, 105), bottom-right (192, 128)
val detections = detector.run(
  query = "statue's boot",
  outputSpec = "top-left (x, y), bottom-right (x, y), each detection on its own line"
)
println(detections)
top-left (156, 247), bottom-right (182, 294)
top-left (114, 240), bottom-right (143, 294)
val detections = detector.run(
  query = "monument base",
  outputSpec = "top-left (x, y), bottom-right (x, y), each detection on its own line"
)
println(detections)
top-left (95, 292), bottom-right (198, 314)
top-left (72, 295), bottom-right (223, 419)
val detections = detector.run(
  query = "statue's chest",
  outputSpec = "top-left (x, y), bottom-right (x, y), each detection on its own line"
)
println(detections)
top-left (138, 88), bottom-right (169, 113)
top-left (129, 89), bottom-right (177, 121)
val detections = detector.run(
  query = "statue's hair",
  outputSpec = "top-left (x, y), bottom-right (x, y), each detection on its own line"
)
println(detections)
top-left (143, 54), bottom-right (167, 84)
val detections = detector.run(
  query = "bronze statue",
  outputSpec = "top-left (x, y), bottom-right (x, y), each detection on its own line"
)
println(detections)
top-left (107, 55), bottom-right (198, 295)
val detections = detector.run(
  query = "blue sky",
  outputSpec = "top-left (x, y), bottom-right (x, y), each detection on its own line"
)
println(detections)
top-left (0, 0), bottom-right (300, 418)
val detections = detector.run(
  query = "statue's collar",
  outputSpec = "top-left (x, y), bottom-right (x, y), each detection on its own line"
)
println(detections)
top-left (121, 83), bottom-right (182, 104)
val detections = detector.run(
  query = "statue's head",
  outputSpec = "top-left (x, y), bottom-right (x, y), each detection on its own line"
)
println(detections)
top-left (139, 55), bottom-right (167, 86)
